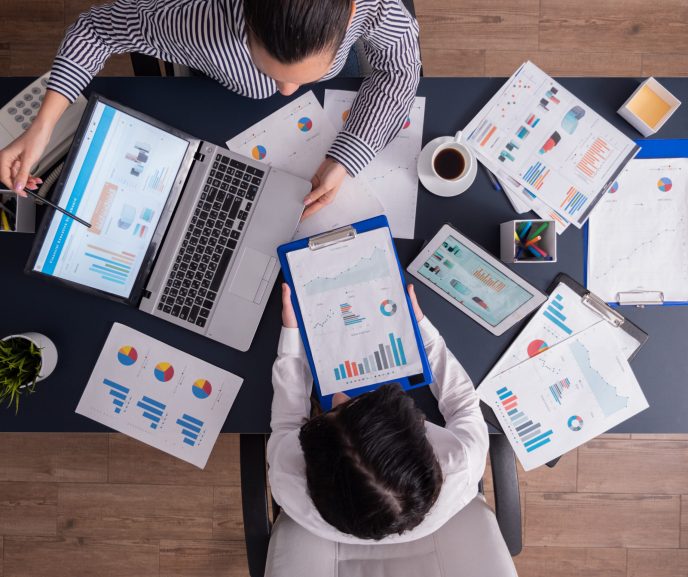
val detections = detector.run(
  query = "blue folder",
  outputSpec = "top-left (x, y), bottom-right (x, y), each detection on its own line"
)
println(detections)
top-left (584, 138), bottom-right (688, 306)
top-left (278, 215), bottom-right (433, 409)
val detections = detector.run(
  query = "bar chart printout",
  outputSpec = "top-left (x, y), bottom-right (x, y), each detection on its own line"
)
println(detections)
top-left (136, 395), bottom-right (166, 430)
top-left (287, 227), bottom-right (425, 396)
top-left (177, 414), bottom-right (204, 447)
top-left (334, 332), bottom-right (408, 381)
top-left (103, 378), bottom-right (130, 414)
top-left (479, 322), bottom-right (648, 470)
top-left (77, 323), bottom-right (244, 469)
top-left (497, 386), bottom-right (554, 453)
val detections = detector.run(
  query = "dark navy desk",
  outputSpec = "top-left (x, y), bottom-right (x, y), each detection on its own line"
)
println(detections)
top-left (2, 76), bottom-right (687, 433)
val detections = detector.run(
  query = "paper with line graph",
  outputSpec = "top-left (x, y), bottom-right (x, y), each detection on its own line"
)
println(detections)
top-left (463, 61), bottom-right (638, 228)
top-left (587, 158), bottom-right (688, 303)
top-left (324, 90), bottom-right (425, 239)
top-left (479, 322), bottom-right (648, 470)
top-left (286, 227), bottom-right (423, 396)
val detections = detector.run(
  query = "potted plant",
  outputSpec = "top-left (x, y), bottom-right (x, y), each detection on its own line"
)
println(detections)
top-left (0, 332), bottom-right (58, 412)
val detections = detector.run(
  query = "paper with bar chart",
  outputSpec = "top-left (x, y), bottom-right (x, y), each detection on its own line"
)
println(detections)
top-left (463, 61), bottom-right (638, 228)
top-left (77, 323), bottom-right (243, 468)
top-left (226, 91), bottom-right (383, 240)
top-left (484, 282), bottom-right (643, 383)
top-left (287, 227), bottom-right (423, 396)
top-left (587, 158), bottom-right (688, 303)
top-left (33, 101), bottom-right (190, 298)
top-left (479, 322), bottom-right (648, 470)
top-left (324, 90), bottom-right (425, 239)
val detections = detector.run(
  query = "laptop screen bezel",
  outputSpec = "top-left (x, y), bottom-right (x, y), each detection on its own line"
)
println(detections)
top-left (25, 93), bottom-right (201, 306)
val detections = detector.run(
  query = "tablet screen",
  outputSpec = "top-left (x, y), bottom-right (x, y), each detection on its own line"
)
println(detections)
top-left (32, 101), bottom-right (190, 299)
top-left (417, 234), bottom-right (535, 327)
top-left (287, 228), bottom-right (424, 396)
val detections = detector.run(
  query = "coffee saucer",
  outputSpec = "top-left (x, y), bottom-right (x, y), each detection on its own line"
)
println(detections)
top-left (417, 136), bottom-right (478, 197)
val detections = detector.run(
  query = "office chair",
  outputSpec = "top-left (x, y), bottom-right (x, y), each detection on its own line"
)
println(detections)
top-left (239, 431), bottom-right (521, 577)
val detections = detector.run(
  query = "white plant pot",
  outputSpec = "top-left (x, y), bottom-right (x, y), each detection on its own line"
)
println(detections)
top-left (2, 332), bottom-right (58, 382)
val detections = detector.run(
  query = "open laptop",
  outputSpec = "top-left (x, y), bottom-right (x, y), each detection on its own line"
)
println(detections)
top-left (27, 94), bottom-right (309, 351)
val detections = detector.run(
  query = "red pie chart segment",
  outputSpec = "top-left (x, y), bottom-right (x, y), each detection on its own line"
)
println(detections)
top-left (527, 339), bottom-right (549, 358)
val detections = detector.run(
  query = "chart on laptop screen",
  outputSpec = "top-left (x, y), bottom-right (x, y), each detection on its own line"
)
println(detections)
top-left (33, 102), bottom-right (189, 298)
top-left (287, 228), bottom-right (424, 396)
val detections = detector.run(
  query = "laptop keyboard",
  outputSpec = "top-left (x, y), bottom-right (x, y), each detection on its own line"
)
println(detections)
top-left (156, 154), bottom-right (264, 327)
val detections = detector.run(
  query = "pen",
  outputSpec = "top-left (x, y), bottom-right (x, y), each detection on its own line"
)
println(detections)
top-left (528, 221), bottom-right (549, 241)
top-left (529, 244), bottom-right (548, 258)
top-left (518, 221), bottom-right (532, 239)
top-left (524, 235), bottom-right (541, 247)
top-left (483, 166), bottom-right (502, 192)
top-left (1, 209), bottom-right (10, 231)
top-left (0, 187), bottom-right (92, 228)
top-left (514, 230), bottom-right (521, 243)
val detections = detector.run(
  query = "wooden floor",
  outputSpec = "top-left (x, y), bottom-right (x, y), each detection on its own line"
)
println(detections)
top-left (1, 0), bottom-right (687, 576)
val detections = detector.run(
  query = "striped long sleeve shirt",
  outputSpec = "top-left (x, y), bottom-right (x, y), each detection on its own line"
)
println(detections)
top-left (47, 0), bottom-right (421, 177)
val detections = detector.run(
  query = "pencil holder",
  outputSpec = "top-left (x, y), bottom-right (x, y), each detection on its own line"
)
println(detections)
top-left (0, 192), bottom-right (35, 233)
top-left (500, 219), bottom-right (556, 263)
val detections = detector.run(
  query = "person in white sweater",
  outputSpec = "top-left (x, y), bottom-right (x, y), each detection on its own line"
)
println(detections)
top-left (267, 283), bottom-right (489, 543)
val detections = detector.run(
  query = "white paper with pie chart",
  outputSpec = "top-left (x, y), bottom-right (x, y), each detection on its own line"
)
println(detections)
top-left (479, 322), bottom-right (648, 470)
top-left (587, 157), bottom-right (688, 303)
top-left (77, 323), bottom-right (243, 468)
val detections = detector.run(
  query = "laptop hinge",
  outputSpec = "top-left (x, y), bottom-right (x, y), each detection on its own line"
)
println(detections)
top-left (142, 289), bottom-right (152, 299)
top-left (194, 151), bottom-right (206, 162)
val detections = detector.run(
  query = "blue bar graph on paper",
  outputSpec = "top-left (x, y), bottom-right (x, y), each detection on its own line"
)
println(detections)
top-left (542, 294), bottom-right (572, 334)
top-left (177, 413), bottom-right (205, 447)
top-left (389, 333), bottom-right (401, 366)
top-left (136, 395), bottom-right (166, 429)
top-left (103, 378), bottom-right (130, 414)
top-left (497, 386), bottom-right (553, 454)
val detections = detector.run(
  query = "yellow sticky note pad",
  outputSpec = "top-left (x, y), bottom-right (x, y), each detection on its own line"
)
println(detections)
top-left (626, 85), bottom-right (672, 129)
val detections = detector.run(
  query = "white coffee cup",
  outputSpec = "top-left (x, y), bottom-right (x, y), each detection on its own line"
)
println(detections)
top-left (430, 131), bottom-right (476, 185)
top-left (418, 131), bottom-right (479, 197)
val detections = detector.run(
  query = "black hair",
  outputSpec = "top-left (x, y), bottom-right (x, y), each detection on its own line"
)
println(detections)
top-left (299, 383), bottom-right (443, 540)
top-left (243, 0), bottom-right (353, 64)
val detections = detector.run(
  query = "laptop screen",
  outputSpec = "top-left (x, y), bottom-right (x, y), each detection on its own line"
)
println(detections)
top-left (32, 100), bottom-right (191, 299)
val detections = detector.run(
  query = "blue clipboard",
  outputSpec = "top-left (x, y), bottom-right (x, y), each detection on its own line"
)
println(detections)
top-left (584, 138), bottom-right (688, 306)
top-left (278, 215), bottom-right (433, 409)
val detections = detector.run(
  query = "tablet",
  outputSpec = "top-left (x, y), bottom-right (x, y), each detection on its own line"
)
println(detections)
top-left (407, 224), bottom-right (546, 335)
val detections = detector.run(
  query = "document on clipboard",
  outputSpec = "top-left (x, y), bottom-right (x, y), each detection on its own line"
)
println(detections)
top-left (278, 216), bottom-right (432, 400)
top-left (586, 139), bottom-right (688, 306)
top-left (478, 274), bottom-right (649, 470)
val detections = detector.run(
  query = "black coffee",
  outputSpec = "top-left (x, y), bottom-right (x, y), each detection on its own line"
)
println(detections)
top-left (433, 148), bottom-right (465, 180)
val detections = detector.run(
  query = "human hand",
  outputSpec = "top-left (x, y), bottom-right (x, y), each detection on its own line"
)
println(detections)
top-left (407, 284), bottom-right (424, 322)
top-left (0, 123), bottom-right (52, 195)
top-left (281, 283), bottom-right (298, 328)
top-left (302, 157), bottom-right (347, 220)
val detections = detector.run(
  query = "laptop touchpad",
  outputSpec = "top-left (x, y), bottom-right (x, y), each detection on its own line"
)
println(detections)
top-left (228, 247), bottom-right (272, 302)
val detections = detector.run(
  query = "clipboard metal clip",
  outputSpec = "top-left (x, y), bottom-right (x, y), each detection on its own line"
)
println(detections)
top-left (616, 290), bottom-right (665, 308)
top-left (582, 292), bottom-right (625, 327)
top-left (308, 225), bottom-right (357, 251)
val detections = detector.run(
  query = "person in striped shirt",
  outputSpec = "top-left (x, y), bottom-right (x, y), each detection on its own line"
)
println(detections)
top-left (0, 0), bottom-right (421, 218)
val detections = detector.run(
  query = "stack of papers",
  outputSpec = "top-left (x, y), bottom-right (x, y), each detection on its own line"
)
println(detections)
top-left (478, 284), bottom-right (648, 470)
top-left (324, 90), bottom-right (425, 239)
top-left (464, 62), bottom-right (639, 234)
top-left (226, 90), bottom-right (426, 240)
top-left (226, 92), bottom-right (383, 240)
